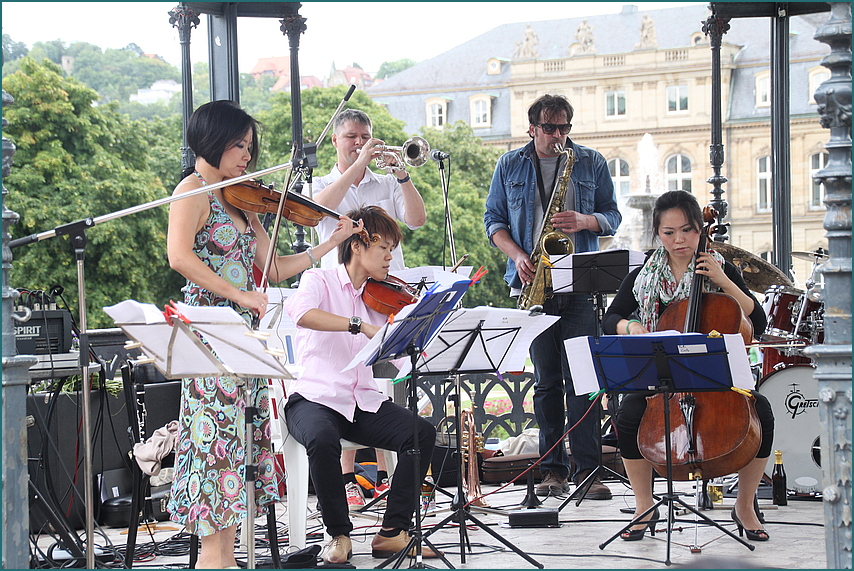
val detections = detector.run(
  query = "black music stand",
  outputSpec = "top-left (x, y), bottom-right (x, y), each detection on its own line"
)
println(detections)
top-left (573, 333), bottom-right (757, 565)
top-left (553, 250), bottom-right (641, 507)
top-left (365, 279), bottom-right (471, 570)
top-left (408, 306), bottom-right (555, 569)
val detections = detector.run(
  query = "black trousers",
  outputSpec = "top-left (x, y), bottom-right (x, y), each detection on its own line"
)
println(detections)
top-left (616, 391), bottom-right (775, 460)
top-left (284, 393), bottom-right (435, 537)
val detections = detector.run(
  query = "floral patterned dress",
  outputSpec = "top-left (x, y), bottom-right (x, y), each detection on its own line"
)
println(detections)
top-left (168, 180), bottom-right (280, 536)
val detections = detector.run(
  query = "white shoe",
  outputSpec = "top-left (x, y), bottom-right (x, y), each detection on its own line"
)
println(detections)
top-left (345, 481), bottom-right (366, 511)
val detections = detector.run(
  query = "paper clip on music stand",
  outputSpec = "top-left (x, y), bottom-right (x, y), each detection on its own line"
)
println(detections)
top-left (571, 332), bottom-right (758, 565)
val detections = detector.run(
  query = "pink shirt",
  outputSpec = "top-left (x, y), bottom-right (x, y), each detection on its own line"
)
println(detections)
top-left (284, 264), bottom-right (391, 421)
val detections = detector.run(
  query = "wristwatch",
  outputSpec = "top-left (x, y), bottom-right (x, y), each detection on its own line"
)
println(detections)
top-left (348, 316), bottom-right (362, 335)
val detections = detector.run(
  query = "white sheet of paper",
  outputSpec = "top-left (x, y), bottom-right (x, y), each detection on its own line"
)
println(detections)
top-left (258, 287), bottom-right (299, 330)
top-left (413, 307), bottom-right (558, 374)
top-left (391, 266), bottom-right (473, 291)
top-left (565, 332), bottom-right (756, 395)
top-left (104, 300), bottom-right (292, 379)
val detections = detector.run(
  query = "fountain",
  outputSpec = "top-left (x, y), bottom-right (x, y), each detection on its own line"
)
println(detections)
top-left (611, 133), bottom-right (661, 252)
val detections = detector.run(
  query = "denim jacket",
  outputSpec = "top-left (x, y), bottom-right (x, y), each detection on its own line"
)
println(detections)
top-left (484, 138), bottom-right (622, 289)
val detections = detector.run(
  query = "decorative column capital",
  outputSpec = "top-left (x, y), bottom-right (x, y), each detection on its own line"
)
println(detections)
top-left (169, 4), bottom-right (200, 44)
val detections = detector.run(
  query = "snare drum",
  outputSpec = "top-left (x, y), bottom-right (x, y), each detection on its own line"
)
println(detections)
top-left (758, 365), bottom-right (822, 491)
top-left (762, 344), bottom-right (813, 378)
top-left (762, 285), bottom-right (804, 340)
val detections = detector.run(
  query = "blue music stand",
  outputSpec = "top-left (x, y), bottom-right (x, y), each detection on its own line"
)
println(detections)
top-left (368, 280), bottom-right (469, 570)
top-left (578, 333), bottom-right (757, 564)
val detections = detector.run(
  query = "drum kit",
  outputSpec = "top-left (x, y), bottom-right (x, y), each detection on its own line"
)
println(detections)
top-left (714, 243), bottom-right (827, 494)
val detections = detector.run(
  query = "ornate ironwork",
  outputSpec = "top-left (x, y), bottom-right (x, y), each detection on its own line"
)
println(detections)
top-left (703, 12), bottom-right (732, 241)
top-left (1, 90), bottom-right (37, 569)
top-left (170, 3), bottom-right (200, 177)
top-left (803, 3), bottom-right (852, 568)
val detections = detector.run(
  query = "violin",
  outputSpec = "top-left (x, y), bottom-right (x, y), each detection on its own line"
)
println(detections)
top-left (223, 179), bottom-right (369, 241)
top-left (637, 205), bottom-right (761, 481)
top-left (364, 275), bottom-right (419, 316)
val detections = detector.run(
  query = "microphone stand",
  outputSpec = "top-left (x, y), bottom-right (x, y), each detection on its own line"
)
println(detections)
top-left (7, 165), bottom-right (291, 569)
top-left (435, 157), bottom-right (457, 268)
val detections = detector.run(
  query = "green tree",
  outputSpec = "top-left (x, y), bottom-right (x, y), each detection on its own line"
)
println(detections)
top-left (376, 58), bottom-right (417, 80)
top-left (2, 33), bottom-right (28, 62)
top-left (3, 58), bottom-right (184, 328)
top-left (70, 43), bottom-right (180, 103)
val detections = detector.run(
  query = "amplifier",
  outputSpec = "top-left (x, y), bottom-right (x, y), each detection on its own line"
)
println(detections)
top-left (15, 309), bottom-right (73, 355)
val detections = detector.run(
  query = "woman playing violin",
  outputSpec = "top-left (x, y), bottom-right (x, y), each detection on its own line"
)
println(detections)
top-left (165, 100), bottom-right (362, 569)
top-left (602, 190), bottom-right (774, 542)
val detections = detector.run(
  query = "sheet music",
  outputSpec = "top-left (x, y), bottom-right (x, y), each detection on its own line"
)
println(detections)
top-left (104, 300), bottom-right (293, 379)
top-left (551, 249), bottom-right (645, 293)
top-left (258, 287), bottom-right (299, 330)
top-left (412, 306), bottom-right (559, 374)
top-left (391, 266), bottom-right (473, 292)
top-left (565, 332), bottom-right (755, 395)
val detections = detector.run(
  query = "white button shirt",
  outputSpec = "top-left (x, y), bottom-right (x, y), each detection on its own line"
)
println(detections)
top-left (313, 166), bottom-right (417, 271)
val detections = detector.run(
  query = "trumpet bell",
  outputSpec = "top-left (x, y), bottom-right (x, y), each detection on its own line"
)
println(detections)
top-left (372, 136), bottom-right (431, 171)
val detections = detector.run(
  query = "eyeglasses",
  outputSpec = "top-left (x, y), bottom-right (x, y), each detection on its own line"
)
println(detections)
top-left (536, 123), bottom-right (571, 135)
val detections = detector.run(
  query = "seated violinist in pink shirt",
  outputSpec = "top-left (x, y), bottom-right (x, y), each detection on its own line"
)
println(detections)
top-left (284, 205), bottom-right (439, 565)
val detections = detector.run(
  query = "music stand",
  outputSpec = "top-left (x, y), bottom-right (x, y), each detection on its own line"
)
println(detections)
top-left (360, 278), bottom-right (471, 570)
top-left (411, 306), bottom-right (557, 568)
top-left (104, 300), bottom-right (293, 570)
top-left (566, 332), bottom-right (757, 565)
top-left (552, 250), bottom-right (643, 506)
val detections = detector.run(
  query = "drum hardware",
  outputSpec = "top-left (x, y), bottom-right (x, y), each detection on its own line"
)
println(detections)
top-left (790, 248), bottom-right (829, 263)
top-left (709, 241), bottom-right (794, 293)
top-left (757, 366), bottom-right (822, 490)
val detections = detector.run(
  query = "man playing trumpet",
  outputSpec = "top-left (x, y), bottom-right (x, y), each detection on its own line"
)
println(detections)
top-left (313, 109), bottom-right (426, 271)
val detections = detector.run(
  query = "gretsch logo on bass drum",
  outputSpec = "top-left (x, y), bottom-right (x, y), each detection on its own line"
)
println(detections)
top-left (784, 384), bottom-right (819, 420)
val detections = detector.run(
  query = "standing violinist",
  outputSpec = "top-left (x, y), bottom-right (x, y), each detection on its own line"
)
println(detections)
top-left (602, 190), bottom-right (774, 542)
top-left (166, 100), bottom-right (362, 569)
top-left (313, 108), bottom-right (426, 271)
top-left (283, 205), bottom-right (440, 565)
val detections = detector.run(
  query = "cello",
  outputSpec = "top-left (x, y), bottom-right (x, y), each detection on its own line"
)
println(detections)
top-left (637, 206), bottom-right (761, 481)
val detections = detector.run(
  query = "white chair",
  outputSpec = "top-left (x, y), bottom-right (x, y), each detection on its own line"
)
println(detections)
top-left (270, 379), bottom-right (397, 549)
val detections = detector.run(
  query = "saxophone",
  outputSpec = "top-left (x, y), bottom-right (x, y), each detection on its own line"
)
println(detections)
top-left (518, 142), bottom-right (576, 310)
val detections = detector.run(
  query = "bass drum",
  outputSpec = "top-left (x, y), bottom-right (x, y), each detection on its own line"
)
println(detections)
top-left (758, 365), bottom-right (822, 492)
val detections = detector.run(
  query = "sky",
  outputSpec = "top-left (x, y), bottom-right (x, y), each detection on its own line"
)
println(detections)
top-left (1, 1), bottom-right (706, 80)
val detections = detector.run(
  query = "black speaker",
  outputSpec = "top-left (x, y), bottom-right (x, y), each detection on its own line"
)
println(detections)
top-left (430, 434), bottom-right (459, 488)
top-left (26, 378), bottom-right (182, 531)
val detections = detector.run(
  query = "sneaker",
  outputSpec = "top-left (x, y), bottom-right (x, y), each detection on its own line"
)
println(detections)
top-left (574, 469), bottom-right (613, 500)
top-left (345, 481), bottom-right (366, 511)
top-left (536, 469), bottom-right (570, 497)
top-left (373, 478), bottom-right (390, 502)
top-left (322, 534), bottom-right (352, 564)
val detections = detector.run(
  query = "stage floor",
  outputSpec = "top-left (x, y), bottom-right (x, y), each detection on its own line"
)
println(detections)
top-left (33, 477), bottom-right (827, 569)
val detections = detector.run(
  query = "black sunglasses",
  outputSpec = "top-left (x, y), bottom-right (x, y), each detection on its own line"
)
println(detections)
top-left (537, 123), bottom-right (571, 135)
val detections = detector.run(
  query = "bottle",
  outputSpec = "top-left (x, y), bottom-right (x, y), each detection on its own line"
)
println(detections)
top-left (421, 468), bottom-right (435, 513)
top-left (772, 450), bottom-right (787, 506)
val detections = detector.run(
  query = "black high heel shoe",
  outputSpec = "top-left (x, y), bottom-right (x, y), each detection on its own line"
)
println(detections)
top-left (620, 507), bottom-right (660, 541)
top-left (731, 507), bottom-right (770, 541)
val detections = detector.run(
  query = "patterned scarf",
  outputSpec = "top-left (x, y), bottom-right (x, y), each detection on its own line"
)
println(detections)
top-left (632, 246), bottom-right (726, 331)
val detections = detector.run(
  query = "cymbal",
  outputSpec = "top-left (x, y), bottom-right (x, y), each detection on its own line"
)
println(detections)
top-left (791, 250), bottom-right (829, 263)
top-left (708, 241), bottom-right (794, 293)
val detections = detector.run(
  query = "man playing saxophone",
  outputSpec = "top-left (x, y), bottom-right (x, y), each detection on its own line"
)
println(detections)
top-left (484, 94), bottom-right (621, 499)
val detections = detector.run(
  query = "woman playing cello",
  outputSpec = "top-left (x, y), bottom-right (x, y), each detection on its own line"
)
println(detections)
top-left (602, 190), bottom-right (774, 542)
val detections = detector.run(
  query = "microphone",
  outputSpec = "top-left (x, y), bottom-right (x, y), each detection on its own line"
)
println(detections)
top-left (429, 149), bottom-right (450, 161)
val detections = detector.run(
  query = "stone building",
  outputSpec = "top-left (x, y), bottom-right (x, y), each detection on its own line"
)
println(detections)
top-left (367, 4), bottom-right (830, 285)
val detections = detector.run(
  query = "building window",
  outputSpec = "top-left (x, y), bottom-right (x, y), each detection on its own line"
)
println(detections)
top-left (425, 97), bottom-right (448, 129)
top-left (757, 156), bottom-right (772, 212)
top-left (666, 85), bottom-right (688, 113)
top-left (808, 67), bottom-right (831, 104)
top-left (755, 71), bottom-right (771, 108)
top-left (608, 158), bottom-right (631, 196)
top-left (469, 95), bottom-right (492, 128)
top-left (666, 154), bottom-right (692, 192)
top-left (605, 90), bottom-right (626, 117)
top-left (810, 152), bottom-right (829, 208)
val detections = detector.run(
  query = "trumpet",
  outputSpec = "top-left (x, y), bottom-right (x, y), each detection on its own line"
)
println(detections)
top-left (360, 136), bottom-right (431, 173)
